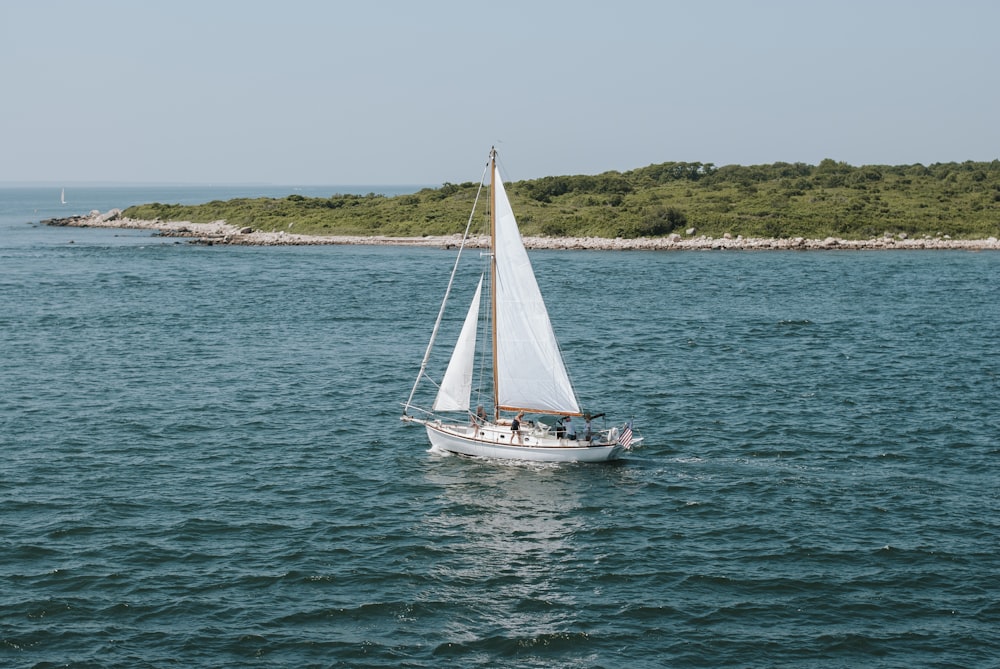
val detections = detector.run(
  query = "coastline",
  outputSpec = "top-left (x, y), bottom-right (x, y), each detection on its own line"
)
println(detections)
top-left (43, 209), bottom-right (1000, 251)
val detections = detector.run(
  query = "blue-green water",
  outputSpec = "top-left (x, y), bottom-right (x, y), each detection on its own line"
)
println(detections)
top-left (2, 187), bottom-right (999, 668)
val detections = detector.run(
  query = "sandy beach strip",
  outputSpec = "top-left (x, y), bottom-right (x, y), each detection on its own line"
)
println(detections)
top-left (43, 209), bottom-right (1000, 251)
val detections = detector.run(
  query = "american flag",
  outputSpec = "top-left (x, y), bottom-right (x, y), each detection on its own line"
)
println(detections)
top-left (620, 420), bottom-right (633, 449)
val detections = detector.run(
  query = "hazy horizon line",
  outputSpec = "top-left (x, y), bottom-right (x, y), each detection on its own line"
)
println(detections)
top-left (0, 181), bottom-right (435, 188)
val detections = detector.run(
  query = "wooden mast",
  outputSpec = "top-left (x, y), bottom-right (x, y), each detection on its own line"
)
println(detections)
top-left (489, 147), bottom-right (500, 422)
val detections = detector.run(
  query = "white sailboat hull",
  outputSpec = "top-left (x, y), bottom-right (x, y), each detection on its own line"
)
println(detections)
top-left (410, 417), bottom-right (625, 463)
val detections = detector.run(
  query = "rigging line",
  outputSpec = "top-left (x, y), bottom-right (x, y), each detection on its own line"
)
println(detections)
top-left (403, 154), bottom-right (491, 414)
top-left (549, 308), bottom-right (583, 412)
top-left (474, 260), bottom-right (492, 413)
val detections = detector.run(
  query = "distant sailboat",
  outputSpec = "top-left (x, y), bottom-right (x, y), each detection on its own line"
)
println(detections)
top-left (60, 188), bottom-right (66, 205)
top-left (401, 147), bottom-right (641, 463)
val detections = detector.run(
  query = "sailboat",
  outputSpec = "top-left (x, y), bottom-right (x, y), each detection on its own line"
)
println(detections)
top-left (401, 148), bottom-right (639, 463)
top-left (60, 188), bottom-right (66, 205)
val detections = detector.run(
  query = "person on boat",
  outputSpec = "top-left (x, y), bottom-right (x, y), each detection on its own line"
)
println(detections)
top-left (469, 405), bottom-right (485, 438)
top-left (511, 411), bottom-right (524, 444)
top-left (582, 412), bottom-right (604, 442)
top-left (563, 416), bottom-right (576, 441)
top-left (470, 405), bottom-right (487, 437)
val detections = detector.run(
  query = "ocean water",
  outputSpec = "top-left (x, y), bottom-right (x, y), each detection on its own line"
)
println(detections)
top-left (1, 187), bottom-right (999, 668)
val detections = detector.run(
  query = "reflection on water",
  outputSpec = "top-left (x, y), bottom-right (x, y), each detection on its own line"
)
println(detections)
top-left (420, 458), bottom-right (596, 641)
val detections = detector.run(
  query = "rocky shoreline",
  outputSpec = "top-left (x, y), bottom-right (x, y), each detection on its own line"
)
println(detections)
top-left (43, 209), bottom-right (1000, 251)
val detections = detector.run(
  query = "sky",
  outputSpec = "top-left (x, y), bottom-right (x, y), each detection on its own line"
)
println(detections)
top-left (2, 0), bottom-right (998, 185)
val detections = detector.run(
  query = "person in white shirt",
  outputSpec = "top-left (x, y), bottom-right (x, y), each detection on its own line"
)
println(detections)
top-left (563, 416), bottom-right (576, 441)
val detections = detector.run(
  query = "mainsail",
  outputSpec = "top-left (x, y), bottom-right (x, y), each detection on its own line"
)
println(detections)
top-left (492, 168), bottom-right (580, 415)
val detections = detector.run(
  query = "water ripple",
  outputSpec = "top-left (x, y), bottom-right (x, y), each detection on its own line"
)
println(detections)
top-left (1, 243), bottom-right (998, 667)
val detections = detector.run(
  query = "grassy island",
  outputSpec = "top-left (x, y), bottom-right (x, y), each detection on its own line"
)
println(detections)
top-left (123, 159), bottom-right (1000, 241)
